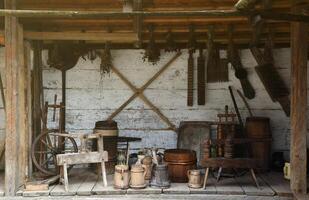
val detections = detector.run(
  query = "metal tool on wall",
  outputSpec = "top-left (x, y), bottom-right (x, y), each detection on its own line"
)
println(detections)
top-left (237, 89), bottom-right (253, 117)
top-left (228, 25), bottom-right (255, 100)
top-left (197, 49), bottom-right (206, 105)
top-left (228, 86), bottom-right (244, 129)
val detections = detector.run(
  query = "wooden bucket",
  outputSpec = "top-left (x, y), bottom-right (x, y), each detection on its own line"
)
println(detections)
top-left (164, 149), bottom-right (197, 183)
top-left (114, 165), bottom-right (129, 189)
top-left (130, 165), bottom-right (146, 189)
top-left (187, 169), bottom-right (202, 189)
top-left (245, 117), bottom-right (272, 171)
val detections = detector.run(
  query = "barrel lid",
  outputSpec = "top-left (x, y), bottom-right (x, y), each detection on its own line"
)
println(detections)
top-left (164, 149), bottom-right (197, 163)
top-left (95, 120), bottom-right (118, 130)
top-left (246, 117), bottom-right (270, 122)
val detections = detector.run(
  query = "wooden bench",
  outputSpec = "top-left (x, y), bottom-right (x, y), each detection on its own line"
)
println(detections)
top-left (57, 151), bottom-right (108, 192)
top-left (201, 158), bottom-right (260, 189)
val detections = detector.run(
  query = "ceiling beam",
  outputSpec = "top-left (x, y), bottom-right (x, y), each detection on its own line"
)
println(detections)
top-left (0, 9), bottom-right (307, 23)
top-left (23, 31), bottom-right (138, 42)
top-left (0, 9), bottom-right (309, 23)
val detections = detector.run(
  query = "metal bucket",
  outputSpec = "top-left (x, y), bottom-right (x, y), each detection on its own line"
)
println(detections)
top-left (150, 164), bottom-right (170, 188)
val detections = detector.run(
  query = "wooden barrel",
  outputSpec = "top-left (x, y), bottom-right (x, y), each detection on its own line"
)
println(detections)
top-left (245, 117), bottom-right (272, 171)
top-left (164, 149), bottom-right (197, 183)
top-left (93, 120), bottom-right (118, 174)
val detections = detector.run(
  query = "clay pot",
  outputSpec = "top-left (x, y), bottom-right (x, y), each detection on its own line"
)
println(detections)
top-left (114, 165), bottom-right (129, 189)
top-left (187, 169), bottom-right (202, 188)
top-left (130, 164), bottom-right (147, 189)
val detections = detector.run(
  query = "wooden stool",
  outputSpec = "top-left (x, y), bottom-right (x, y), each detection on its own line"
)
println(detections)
top-left (57, 151), bottom-right (108, 192)
top-left (54, 132), bottom-right (110, 191)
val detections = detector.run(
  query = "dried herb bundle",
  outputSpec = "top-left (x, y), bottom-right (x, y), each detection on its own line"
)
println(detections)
top-left (143, 25), bottom-right (160, 65)
top-left (47, 42), bottom-right (80, 70)
top-left (99, 42), bottom-right (113, 77)
top-left (165, 30), bottom-right (178, 52)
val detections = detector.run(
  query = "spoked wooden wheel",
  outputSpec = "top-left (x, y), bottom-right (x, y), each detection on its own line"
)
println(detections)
top-left (31, 129), bottom-right (78, 176)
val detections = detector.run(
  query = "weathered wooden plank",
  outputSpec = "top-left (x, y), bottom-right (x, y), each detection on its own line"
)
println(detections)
top-left (24, 31), bottom-right (137, 43)
top-left (290, 0), bottom-right (308, 195)
top-left (163, 183), bottom-right (190, 194)
top-left (4, 0), bottom-right (25, 196)
top-left (215, 177), bottom-right (244, 195)
top-left (17, 21), bottom-right (29, 188)
top-left (22, 184), bottom-right (56, 197)
top-left (190, 176), bottom-right (217, 194)
top-left (56, 151), bottom-right (108, 165)
top-left (92, 174), bottom-right (127, 195)
top-left (127, 186), bottom-right (162, 194)
top-left (76, 172), bottom-right (98, 196)
top-left (0, 172), bottom-right (4, 196)
top-left (260, 172), bottom-right (293, 197)
top-left (235, 173), bottom-right (275, 196)
top-left (50, 169), bottom-right (88, 196)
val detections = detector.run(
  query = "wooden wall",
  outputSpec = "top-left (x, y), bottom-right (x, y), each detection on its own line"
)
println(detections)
top-left (0, 47), bottom-right (307, 165)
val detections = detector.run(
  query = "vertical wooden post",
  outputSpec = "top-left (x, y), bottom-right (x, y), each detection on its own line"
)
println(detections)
top-left (133, 0), bottom-right (143, 48)
top-left (290, 0), bottom-right (308, 196)
top-left (24, 41), bottom-right (33, 178)
top-left (5, 0), bottom-right (29, 196)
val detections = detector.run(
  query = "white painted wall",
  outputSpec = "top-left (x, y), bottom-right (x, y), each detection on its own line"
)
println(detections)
top-left (0, 47), bottom-right (307, 165)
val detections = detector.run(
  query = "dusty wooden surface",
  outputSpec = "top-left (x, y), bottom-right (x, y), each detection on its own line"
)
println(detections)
top-left (15, 169), bottom-right (294, 198)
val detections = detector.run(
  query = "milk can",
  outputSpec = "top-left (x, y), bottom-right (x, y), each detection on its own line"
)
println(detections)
top-left (130, 164), bottom-right (147, 189)
top-left (187, 169), bottom-right (202, 188)
top-left (150, 164), bottom-right (170, 188)
top-left (114, 165), bottom-right (129, 189)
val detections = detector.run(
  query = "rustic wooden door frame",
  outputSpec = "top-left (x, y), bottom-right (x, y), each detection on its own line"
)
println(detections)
top-left (107, 52), bottom-right (182, 131)
top-left (4, 0), bottom-right (31, 196)
top-left (290, 0), bottom-right (308, 197)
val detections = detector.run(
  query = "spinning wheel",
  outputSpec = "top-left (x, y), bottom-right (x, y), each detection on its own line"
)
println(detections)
top-left (31, 129), bottom-right (78, 176)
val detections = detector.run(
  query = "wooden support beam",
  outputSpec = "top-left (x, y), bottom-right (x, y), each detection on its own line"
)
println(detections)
top-left (24, 31), bottom-right (137, 42)
top-left (133, 0), bottom-right (143, 48)
top-left (290, 0), bottom-right (308, 196)
top-left (0, 9), bottom-right (307, 23)
top-left (4, 0), bottom-right (29, 196)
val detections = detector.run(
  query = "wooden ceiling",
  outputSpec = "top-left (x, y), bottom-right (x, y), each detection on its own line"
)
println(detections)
top-left (0, 0), bottom-right (305, 48)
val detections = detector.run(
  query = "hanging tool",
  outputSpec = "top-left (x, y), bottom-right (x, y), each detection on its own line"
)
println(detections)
top-left (237, 89), bottom-right (253, 117)
top-left (52, 94), bottom-right (58, 122)
top-left (0, 72), bottom-right (5, 110)
top-left (228, 25), bottom-right (255, 99)
top-left (187, 50), bottom-right (194, 107)
top-left (228, 86), bottom-right (244, 129)
top-left (197, 49), bottom-right (206, 105)
top-left (251, 32), bottom-right (290, 116)
top-left (207, 26), bottom-right (229, 83)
